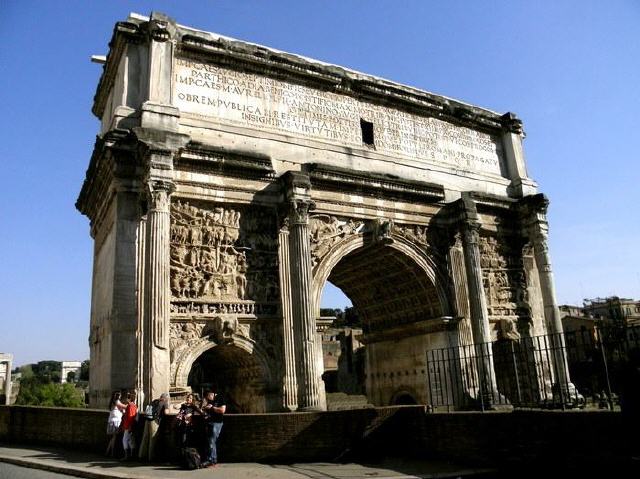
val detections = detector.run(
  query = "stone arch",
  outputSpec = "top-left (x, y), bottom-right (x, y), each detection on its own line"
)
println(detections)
top-left (173, 335), bottom-right (273, 389)
top-left (311, 232), bottom-right (451, 318)
top-left (312, 230), bottom-right (454, 407)
top-left (391, 388), bottom-right (419, 405)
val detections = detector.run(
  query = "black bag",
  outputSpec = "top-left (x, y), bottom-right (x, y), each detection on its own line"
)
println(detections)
top-left (181, 447), bottom-right (201, 470)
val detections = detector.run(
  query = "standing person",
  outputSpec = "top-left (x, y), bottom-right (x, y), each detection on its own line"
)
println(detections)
top-left (121, 392), bottom-right (138, 461)
top-left (105, 391), bottom-right (125, 457)
top-left (139, 392), bottom-right (172, 462)
top-left (201, 389), bottom-right (226, 468)
top-left (176, 393), bottom-right (200, 448)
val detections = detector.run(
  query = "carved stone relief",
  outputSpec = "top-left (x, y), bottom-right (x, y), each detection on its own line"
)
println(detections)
top-left (479, 235), bottom-right (530, 323)
top-left (169, 317), bottom-right (253, 379)
top-left (392, 223), bottom-right (428, 246)
top-left (309, 215), bottom-right (364, 268)
top-left (170, 200), bottom-right (279, 317)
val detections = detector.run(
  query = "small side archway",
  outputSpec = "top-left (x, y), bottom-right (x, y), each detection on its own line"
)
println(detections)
top-left (391, 390), bottom-right (419, 405)
top-left (173, 336), bottom-right (276, 413)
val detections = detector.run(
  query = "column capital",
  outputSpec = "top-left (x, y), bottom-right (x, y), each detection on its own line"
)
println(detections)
top-left (146, 179), bottom-right (175, 212)
top-left (289, 199), bottom-right (315, 225)
top-left (456, 194), bottom-right (482, 244)
top-left (519, 193), bottom-right (551, 245)
top-left (281, 171), bottom-right (315, 226)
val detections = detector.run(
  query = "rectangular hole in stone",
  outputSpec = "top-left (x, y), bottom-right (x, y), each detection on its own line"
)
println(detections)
top-left (360, 119), bottom-right (374, 147)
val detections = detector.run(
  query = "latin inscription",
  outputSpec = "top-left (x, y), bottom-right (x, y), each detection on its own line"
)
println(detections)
top-left (174, 58), bottom-right (503, 176)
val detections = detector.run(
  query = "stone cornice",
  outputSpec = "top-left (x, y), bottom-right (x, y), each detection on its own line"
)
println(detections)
top-left (176, 143), bottom-right (276, 180)
top-left (92, 22), bottom-right (145, 118)
top-left (305, 163), bottom-right (445, 203)
top-left (76, 130), bottom-right (141, 223)
top-left (93, 13), bottom-right (523, 135)
top-left (468, 191), bottom-right (519, 211)
top-left (176, 32), bottom-right (512, 134)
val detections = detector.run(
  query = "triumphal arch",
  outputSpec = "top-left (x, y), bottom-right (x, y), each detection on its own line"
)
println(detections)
top-left (77, 13), bottom-right (574, 410)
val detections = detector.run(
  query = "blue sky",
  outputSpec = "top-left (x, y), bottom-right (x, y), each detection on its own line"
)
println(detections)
top-left (1, 1), bottom-right (638, 366)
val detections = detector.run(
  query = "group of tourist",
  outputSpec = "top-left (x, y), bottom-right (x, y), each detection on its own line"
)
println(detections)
top-left (105, 388), bottom-right (226, 468)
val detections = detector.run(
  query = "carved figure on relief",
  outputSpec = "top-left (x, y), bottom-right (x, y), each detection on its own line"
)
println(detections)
top-left (392, 223), bottom-right (428, 246)
top-left (309, 215), bottom-right (364, 268)
top-left (170, 200), bottom-right (278, 305)
top-left (170, 322), bottom-right (205, 363)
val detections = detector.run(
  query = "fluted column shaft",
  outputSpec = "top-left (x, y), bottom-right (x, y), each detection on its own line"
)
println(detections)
top-left (136, 217), bottom-right (147, 405)
top-left (278, 223), bottom-right (298, 411)
top-left (521, 194), bottom-right (577, 403)
top-left (530, 222), bottom-right (574, 392)
top-left (461, 221), bottom-right (500, 407)
top-left (143, 180), bottom-right (174, 402)
top-left (289, 200), bottom-right (325, 411)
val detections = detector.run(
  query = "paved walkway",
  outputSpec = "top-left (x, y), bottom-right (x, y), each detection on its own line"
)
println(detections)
top-left (0, 445), bottom-right (496, 478)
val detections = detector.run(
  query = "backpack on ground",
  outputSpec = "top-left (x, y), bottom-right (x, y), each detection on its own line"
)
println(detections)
top-left (181, 447), bottom-right (201, 470)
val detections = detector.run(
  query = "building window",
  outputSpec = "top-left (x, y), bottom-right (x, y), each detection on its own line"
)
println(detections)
top-left (360, 119), bottom-right (375, 147)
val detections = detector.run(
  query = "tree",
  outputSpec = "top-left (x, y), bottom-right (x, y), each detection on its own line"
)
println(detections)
top-left (31, 361), bottom-right (62, 383)
top-left (79, 360), bottom-right (90, 381)
top-left (16, 378), bottom-right (85, 408)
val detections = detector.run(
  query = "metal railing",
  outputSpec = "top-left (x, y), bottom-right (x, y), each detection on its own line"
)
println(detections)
top-left (426, 324), bottom-right (640, 411)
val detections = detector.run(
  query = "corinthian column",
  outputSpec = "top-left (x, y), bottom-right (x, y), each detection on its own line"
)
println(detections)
top-left (283, 172), bottom-right (326, 411)
top-left (459, 197), bottom-right (501, 409)
top-left (143, 179), bottom-right (174, 402)
top-left (278, 218), bottom-right (298, 411)
top-left (522, 195), bottom-right (578, 404)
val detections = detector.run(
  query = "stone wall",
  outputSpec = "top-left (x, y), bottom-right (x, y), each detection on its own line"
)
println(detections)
top-left (0, 405), bottom-right (629, 471)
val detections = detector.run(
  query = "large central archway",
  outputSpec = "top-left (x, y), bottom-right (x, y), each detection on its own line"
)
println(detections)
top-left (313, 233), bottom-right (454, 406)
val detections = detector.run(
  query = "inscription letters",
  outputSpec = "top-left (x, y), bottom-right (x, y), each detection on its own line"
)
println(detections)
top-left (174, 58), bottom-right (503, 176)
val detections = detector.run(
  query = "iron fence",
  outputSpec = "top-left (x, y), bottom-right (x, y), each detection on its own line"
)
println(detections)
top-left (426, 324), bottom-right (640, 411)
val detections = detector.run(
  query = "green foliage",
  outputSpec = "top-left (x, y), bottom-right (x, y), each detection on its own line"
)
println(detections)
top-left (331, 306), bottom-right (361, 328)
top-left (18, 364), bottom-right (34, 379)
top-left (32, 360), bottom-right (62, 383)
top-left (79, 360), bottom-right (90, 381)
top-left (16, 377), bottom-right (85, 408)
top-left (320, 308), bottom-right (342, 317)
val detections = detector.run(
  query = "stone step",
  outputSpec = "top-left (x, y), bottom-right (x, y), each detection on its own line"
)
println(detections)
top-left (326, 392), bottom-right (373, 410)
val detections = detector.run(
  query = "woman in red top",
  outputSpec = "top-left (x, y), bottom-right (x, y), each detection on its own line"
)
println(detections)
top-left (121, 392), bottom-right (138, 460)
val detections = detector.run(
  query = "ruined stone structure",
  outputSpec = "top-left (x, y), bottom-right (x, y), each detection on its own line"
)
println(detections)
top-left (0, 353), bottom-right (12, 405)
top-left (61, 361), bottom-right (82, 384)
top-left (77, 12), bottom-right (574, 410)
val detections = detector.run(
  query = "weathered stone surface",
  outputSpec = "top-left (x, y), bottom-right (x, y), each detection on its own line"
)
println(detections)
top-left (77, 12), bottom-right (572, 411)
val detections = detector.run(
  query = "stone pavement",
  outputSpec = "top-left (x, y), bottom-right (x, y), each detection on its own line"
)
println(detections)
top-left (0, 445), bottom-right (497, 478)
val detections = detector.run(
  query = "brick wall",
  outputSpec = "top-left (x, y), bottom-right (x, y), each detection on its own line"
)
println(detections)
top-left (0, 405), bottom-right (630, 470)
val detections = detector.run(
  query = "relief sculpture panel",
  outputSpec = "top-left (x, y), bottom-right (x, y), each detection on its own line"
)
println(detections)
top-left (479, 235), bottom-right (530, 337)
top-left (170, 200), bottom-right (279, 317)
top-left (309, 215), bottom-right (364, 268)
top-left (392, 223), bottom-right (428, 246)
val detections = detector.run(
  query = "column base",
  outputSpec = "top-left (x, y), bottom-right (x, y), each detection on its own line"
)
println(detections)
top-left (476, 390), bottom-right (510, 411)
top-left (549, 381), bottom-right (584, 409)
top-left (297, 405), bottom-right (325, 412)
